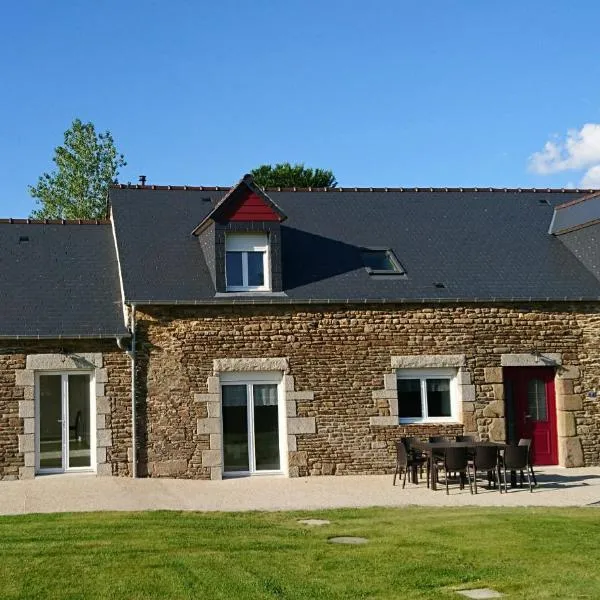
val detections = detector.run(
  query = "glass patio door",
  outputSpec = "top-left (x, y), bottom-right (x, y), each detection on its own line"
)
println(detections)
top-left (222, 381), bottom-right (281, 475)
top-left (38, 373), bottom-right (93, 473)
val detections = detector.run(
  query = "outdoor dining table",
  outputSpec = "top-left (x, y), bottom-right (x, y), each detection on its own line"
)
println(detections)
top-left (410, 440), bottom-right (508, 491)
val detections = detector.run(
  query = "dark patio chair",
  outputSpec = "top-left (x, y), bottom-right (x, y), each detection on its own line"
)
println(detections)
top-left (401, 437), bottom-right (429, 487)
top-left (393, 440), bottom-right (415, 488)
top-left (427, 436), bottom-right (449, 473)
top-left (472, 445), bottom-right (501, 494)
top-left (502, 445), bottom-right (533, 492)
top-left (518, 438), bottom-right (538, 486)
top-left (456, 435), bottom-right (477, 463)
top-left (433, 447), bottom-right (473, 495)
top-left (428, 436), bottom-right (450, 443)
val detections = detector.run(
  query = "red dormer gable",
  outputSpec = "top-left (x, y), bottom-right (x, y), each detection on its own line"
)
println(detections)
top-left (192, 174), bottom-right (286, 235)
top-left (220, 191), bottom-right (281, 222)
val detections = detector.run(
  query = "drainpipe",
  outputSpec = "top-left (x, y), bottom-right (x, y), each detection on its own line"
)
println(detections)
top-left (129, 304), bottom-right (137, 478)
top-left (117, 305), bottom-right (137, 478)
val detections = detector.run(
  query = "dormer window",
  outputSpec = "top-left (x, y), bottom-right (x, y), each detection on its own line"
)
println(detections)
top-left (225, 233), bottom-right (270, 291)
top-left (193, 174), bottom-right (286, 294)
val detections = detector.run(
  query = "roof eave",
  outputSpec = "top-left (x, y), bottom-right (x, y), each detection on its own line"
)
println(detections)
top-left (0, 332), bottom-right (130, 340)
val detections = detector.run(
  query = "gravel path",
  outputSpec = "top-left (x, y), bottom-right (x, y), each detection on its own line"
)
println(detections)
top-left (1, 467), bottom-right (599, 515)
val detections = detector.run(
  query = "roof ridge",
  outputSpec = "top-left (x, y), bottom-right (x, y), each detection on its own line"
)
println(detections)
top-left (110, 183), bottom-right (598, 194)
top-left (0, 218), bottom-right (110, 225)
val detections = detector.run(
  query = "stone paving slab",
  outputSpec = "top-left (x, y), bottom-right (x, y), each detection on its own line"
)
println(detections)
top-left (0, 467), bottom-right (599, 515)
top-left (329, 536), bottom-right (368, 544)
top-left (457, 588), bottom-right (503, 598)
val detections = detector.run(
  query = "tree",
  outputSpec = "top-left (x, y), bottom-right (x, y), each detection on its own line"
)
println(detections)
top-left (29, 118), bottom-right (126, 219)
top-left (251, 163), bottom-right (337, 188)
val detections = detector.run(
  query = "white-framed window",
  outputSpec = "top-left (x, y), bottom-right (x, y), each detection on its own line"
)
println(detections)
top-left (35, 371), bottom-right (96, 474)
top-left (220, 371), bottom-right (286, 476)
top-left (225, 233), bottom-right (270, 292)
top-left (397, 368), bottom-right (458, 423)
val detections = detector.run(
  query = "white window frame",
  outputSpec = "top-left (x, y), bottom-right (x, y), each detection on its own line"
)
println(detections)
top-left (396, 368), bottom-right (459, 424)
top-left (220, 371), bottom-right (287, 477)
top-left (34, 371), bottom-right (97, 474)
top-left (225, 233), bottom-right (270, 292)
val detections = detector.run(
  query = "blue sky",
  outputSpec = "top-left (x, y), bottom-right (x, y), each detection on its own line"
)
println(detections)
top-left (2, 1), bottom-right (600, 217)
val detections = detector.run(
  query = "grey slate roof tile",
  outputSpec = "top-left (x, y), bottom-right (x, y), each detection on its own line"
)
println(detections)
top-left (0, 223), bottom-right (127, 338)
top-left (110, 188), bottom-right (600, 303)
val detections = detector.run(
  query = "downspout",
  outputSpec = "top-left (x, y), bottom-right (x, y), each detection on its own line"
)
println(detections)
top-left (129, 304), bottom-right (137, 478)
top-left (117, 304), bottom-right (137, 478)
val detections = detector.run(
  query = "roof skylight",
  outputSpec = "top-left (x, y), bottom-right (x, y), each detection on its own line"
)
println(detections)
top-left (360, 248), bottom-right (404, 275)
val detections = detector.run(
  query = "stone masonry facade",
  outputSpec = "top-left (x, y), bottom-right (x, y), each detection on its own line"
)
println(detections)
top-left (134, 302), bottom-right (600, 479)
top-left (2, 302), bottom-right (600, 480)
top-left (0, 340), bottom-right (131, 480)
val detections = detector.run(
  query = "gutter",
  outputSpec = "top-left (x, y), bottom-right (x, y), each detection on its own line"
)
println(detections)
top-left (123, 296), bottom-right (600, 306)
top-left (0, 333), bottom-right (130, 340)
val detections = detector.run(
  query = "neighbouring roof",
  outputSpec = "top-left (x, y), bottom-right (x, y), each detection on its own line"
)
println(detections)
top-left (0, 222), bottom-right (128, 338)
top-left (110, 186), bottom-right (600, 304)
top-left (549, 191), bottom-right (600, 234)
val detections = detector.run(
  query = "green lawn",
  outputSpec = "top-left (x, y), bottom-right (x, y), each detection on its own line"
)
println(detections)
top-left (0, 507), bottom-right (598, 599)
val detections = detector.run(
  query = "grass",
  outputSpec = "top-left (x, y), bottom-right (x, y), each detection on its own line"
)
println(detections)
top-left (0, 507), bottom-right (598, 599)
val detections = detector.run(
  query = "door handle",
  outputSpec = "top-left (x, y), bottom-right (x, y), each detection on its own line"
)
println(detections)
top-left (57, 419), bottom-right (63, 423)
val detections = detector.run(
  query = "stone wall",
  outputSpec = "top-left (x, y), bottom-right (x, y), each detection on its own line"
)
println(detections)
top-left (135, 302), bottom-right (600, 479)
top-left (0, 340), bottom-right (131, 480)
top-left (2, 302), bottom-right (600, 480)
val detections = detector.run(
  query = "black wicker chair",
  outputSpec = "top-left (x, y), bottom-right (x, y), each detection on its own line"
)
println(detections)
top-left (400, 437), bottom-right (429, 485)
top-left (433, 447), bottom-right (473, 495)
top-left (393, 441), bottom-right (415, 488)
top-left (502, 445), bottom-right (533, 492)
top-left (518, 438), bottom-right (538, 486)
top-left (429, 436), bottom-right (450, 443)
top-left (427, 436), bottom-right (450, 483)
top-left (472, 445), bottom-right (501, 494)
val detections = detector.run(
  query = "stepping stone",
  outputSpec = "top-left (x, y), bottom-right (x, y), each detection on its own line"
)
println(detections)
top-left (456, 589), bottom-right (503, 599)
top-left (298, 519), bottom-right (331, 526)
top-left (328, 536), bottom-right (368, 545)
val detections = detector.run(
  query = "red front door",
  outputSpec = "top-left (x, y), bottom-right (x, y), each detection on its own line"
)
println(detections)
top-left (503, 367), bottom-right (558, 465)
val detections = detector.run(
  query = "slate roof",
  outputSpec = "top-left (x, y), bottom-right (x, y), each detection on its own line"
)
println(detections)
top-left (110, 186), bottom-right (600, 304)
top-left (0, 222), bottom-right (128, 338)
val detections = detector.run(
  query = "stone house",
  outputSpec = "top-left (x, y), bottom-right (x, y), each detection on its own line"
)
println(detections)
top-left (2, 175), bottom-right (600, 480)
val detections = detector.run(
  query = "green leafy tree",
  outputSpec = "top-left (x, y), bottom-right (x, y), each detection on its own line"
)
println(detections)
top-left (251, 163), bottom-right (337, 188)
top-left (29, 118), bottom-right (126, 219)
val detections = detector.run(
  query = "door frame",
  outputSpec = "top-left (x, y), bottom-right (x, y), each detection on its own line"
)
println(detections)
top-left (504, 366), bottom-right (558, 465)
top-left (220, 371), bottom-right (286, 477)
top-left (35, 371), bottom-right (97, 474)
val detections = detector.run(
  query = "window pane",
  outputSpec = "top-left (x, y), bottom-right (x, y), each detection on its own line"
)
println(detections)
top-left (361, 250), bottom-right (399, 272)
top-left (222, 385), bottom-right (249, 472)
top-left (68, 375), bottom-right (91, 468)
top-left (527, 379), bottom-right (547, 421)
top-left (39, 375), bottom-right (63, 470)
top-left (253, 384), bottom-right (279, 470)
top-left (247, 251), bottom-right (265, 287)
top-left (426, 378), bottom-right (451, 417)
top-left (397, 379), bottom-right (422, 419)
top-left (226, 252), bottom-right (243, 287)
